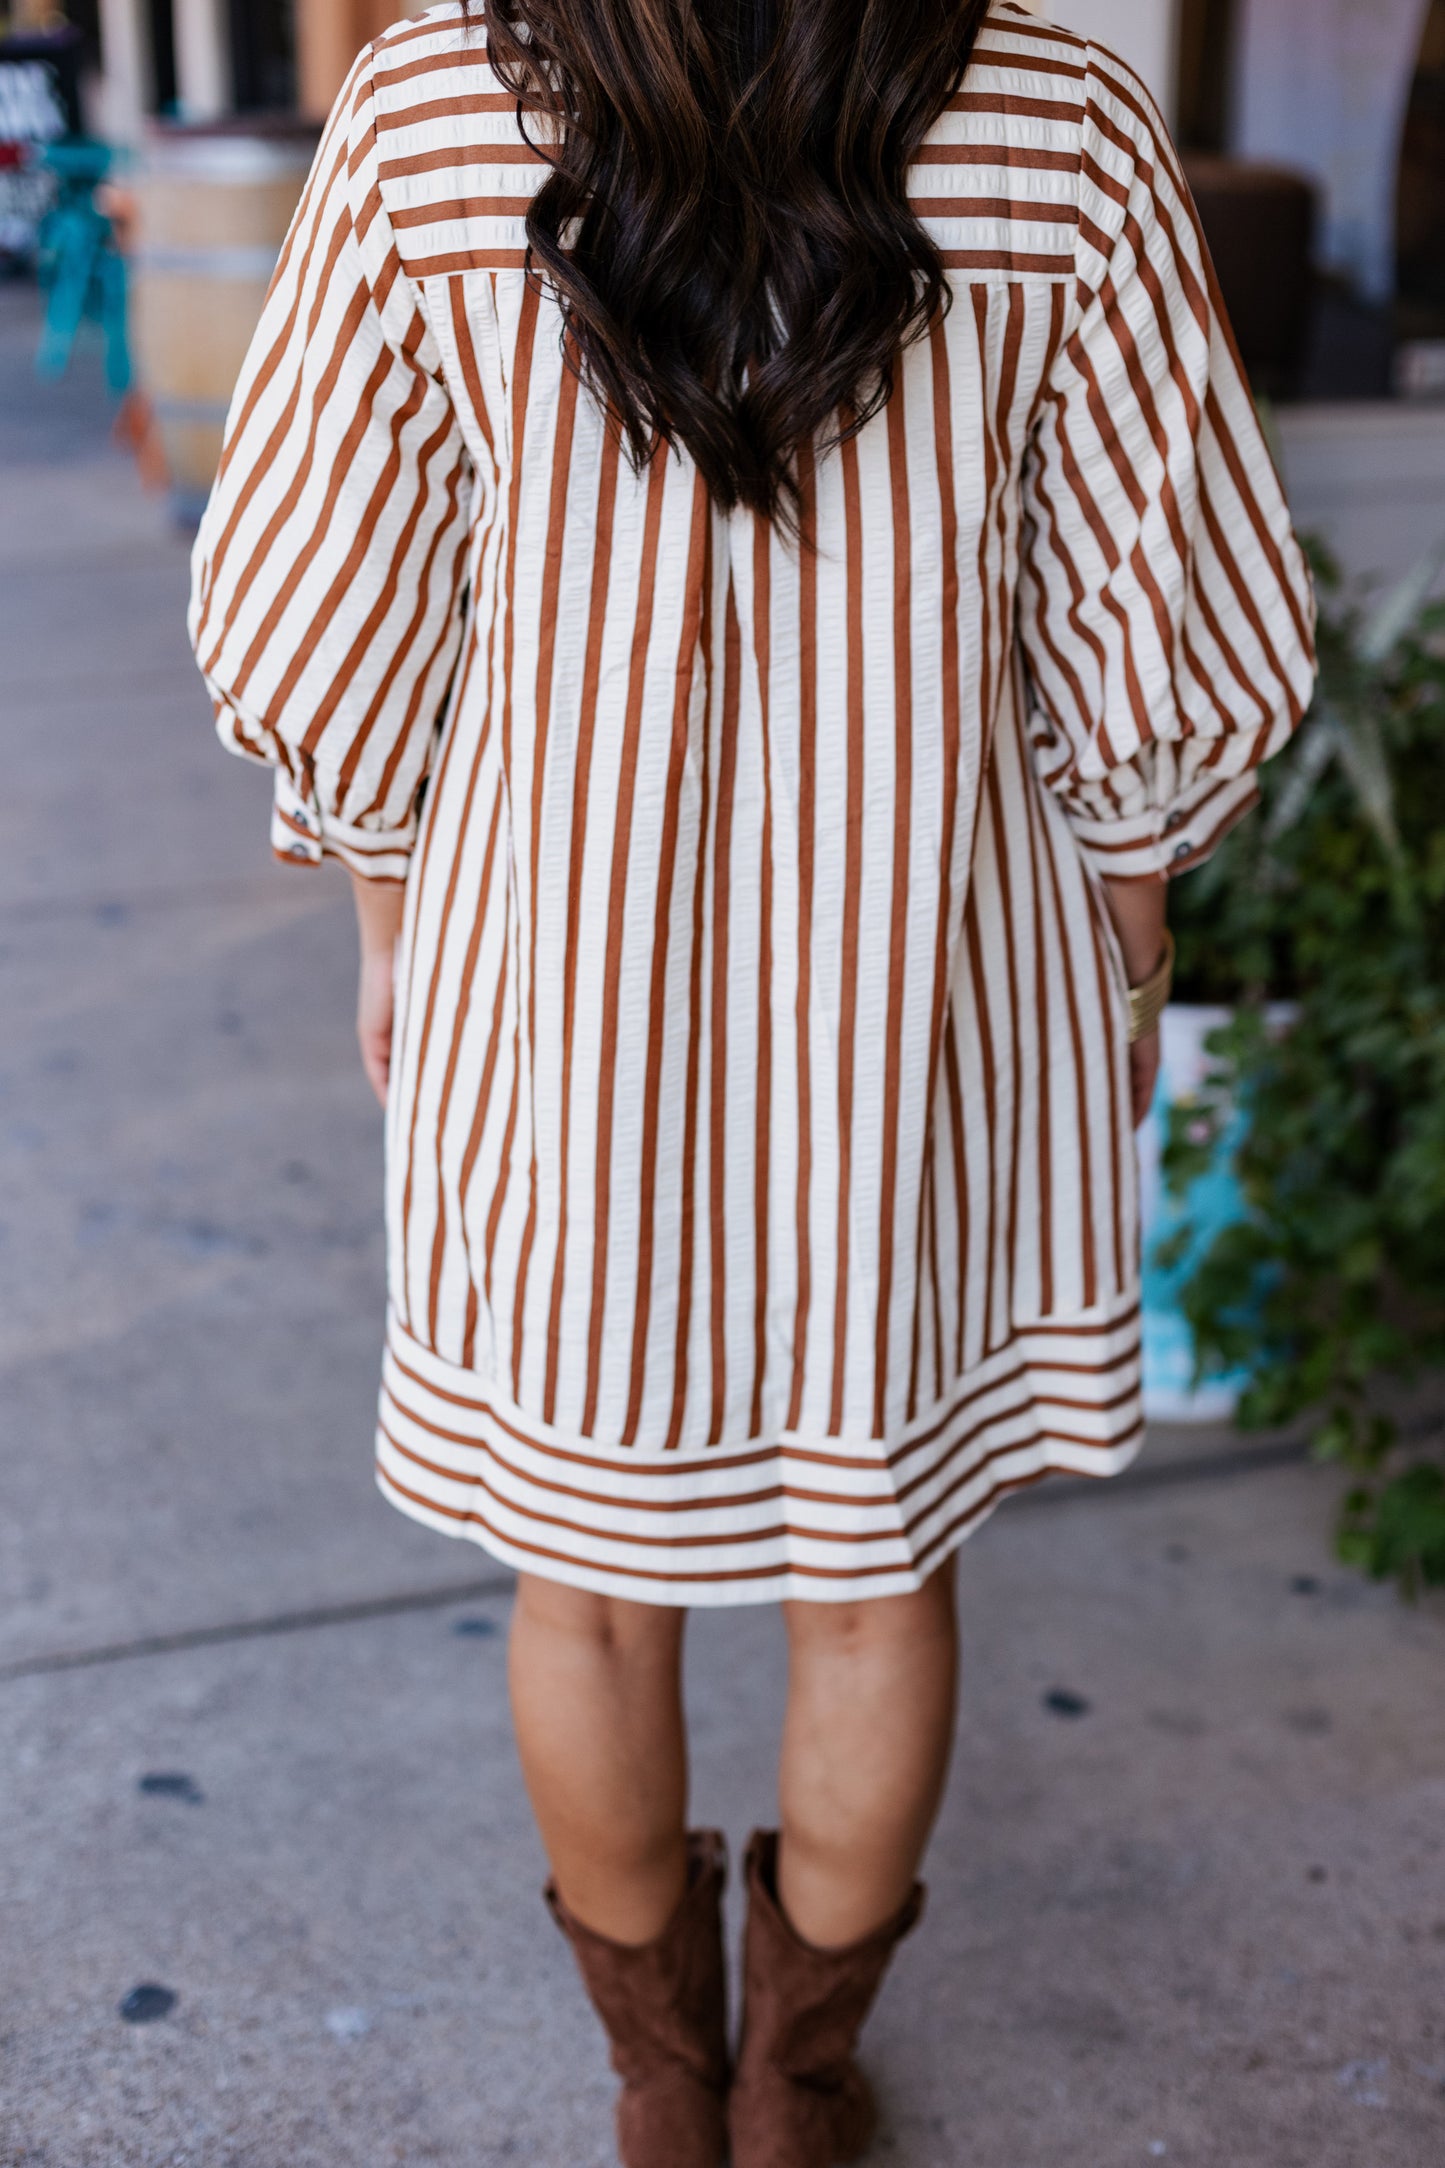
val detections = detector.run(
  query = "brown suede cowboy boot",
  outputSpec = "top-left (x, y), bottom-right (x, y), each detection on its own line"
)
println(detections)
top-left (546, 1829), bottom-right (730, 2168)
top-left (728, 1829), bottom-right (924, 2168)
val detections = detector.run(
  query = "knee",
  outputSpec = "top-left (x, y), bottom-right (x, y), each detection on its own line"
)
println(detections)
top-left (516, 1574), bottom-right (613, 1646)
top-left (784, 1598), bottom-right (872, 1661)
top-left (515, 1574), bottom-right (683, 1662)
top-left (785, 1562), bottom-right (957, 1660)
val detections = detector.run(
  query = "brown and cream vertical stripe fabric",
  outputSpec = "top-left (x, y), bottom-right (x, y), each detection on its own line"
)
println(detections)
top-left (190, 3), bottom-right (1317, 1604)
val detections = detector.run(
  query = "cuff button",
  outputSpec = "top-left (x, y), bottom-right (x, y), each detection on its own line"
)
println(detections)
top-left (1171, 839), bottom-right (1193, 861)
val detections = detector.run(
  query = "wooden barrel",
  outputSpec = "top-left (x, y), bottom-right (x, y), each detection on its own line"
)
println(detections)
top-left (130, 123), bottom-right (318, 520)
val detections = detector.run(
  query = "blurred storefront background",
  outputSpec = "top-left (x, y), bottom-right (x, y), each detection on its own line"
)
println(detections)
top-left (1037, 0), bottom-right (1445, 590)
top-left (5, 0), bottom-right (1443, 574)
top-left (69, 1), bottom-right (418, 138)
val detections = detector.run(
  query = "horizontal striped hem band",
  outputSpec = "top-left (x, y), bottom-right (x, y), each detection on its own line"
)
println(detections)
top-left (373, 1299), bottom-right (1147, 1606)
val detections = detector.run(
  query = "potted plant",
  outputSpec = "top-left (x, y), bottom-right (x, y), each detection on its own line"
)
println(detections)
top-left (1159, 537), bottom-right (1445, 1597)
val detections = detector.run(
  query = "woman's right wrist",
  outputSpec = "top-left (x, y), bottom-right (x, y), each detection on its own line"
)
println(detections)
top-left (1101, 872), bottom-right (1169, 987)
top-left (351, 869), bottom-right (406, 958)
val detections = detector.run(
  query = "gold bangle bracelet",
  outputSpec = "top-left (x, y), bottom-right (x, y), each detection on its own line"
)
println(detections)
top-left (1127, 927), bottom-right (1175, 1044)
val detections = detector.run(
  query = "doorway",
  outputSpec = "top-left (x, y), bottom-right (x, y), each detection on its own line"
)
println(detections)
top-left (229, 0), bottom-right (297, 113)
top-left (1397, 0), bottom-right (1445, 349)
top-left (144, 0), bottom-right (176, 115)
top-left (1177, 0), bottom-right (1235, 152)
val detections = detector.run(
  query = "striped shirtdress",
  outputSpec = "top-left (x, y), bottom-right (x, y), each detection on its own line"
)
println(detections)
top-left (189, 3), bottom-right (1317, 1604)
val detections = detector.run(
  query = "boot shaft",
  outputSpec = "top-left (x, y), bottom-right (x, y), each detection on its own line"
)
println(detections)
top-left (729, 1829), bottom-right (924, 2168)
top-left (547, 1830), bottom-right (730, 2168)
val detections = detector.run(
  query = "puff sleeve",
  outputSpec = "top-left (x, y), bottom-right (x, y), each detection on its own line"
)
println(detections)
top-left (1017, 45), bottom-right (1318, 884)
top-left (188, 49), bottom-right (473, 883)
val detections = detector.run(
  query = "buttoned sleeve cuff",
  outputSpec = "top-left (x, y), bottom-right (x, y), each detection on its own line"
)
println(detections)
top-left (1064, 769), bottom-right (1262, 885)
top-left (269, 766), bottom-right (415, 884)
top-left (209, 689), bottom-right (418, 884)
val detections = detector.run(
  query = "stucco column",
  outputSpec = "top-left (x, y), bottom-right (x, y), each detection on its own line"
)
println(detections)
top-left (96, 0), bottom-right (151, 145)
top-left (1044, 0), bottom-right (1183, 125)
top-left (296, 0), bottom-right (426, 118)
top-left (173, 0), bottom-right (233, 122)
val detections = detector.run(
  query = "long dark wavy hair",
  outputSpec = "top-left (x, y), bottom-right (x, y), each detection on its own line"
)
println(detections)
top-left (471, 1), bottom-right (992, 533)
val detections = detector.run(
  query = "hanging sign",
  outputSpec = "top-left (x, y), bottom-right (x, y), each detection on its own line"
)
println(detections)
top-left (0, 30), bottom-right (83, 255)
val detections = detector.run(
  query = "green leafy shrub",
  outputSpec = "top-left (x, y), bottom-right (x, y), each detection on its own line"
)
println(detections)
top-left (1163, 542), bottom-right (1445, 1595)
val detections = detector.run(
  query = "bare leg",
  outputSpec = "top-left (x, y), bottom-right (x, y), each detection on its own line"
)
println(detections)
top-left (778, 1557), bottom-right (959, 1948)
top-left (509, 1573), bottom-right (690, 1945)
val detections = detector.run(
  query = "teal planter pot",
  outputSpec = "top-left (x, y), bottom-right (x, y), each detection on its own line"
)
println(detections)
top-left (1138, 1005), bottom-right (1250, 1423)
top-left (1138, 1002), bottom-right (1296, 1421)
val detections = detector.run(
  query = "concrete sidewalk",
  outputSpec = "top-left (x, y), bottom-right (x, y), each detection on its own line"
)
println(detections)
top-left (1, 279), bottom-right (1442, 2168)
